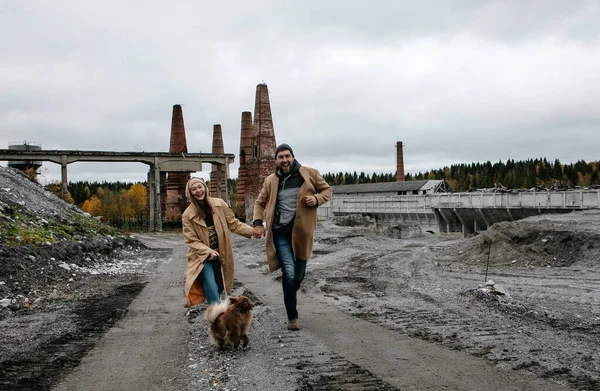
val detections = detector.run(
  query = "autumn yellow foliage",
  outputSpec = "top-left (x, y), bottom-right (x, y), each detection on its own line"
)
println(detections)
top-left (80, 184), bottom-right (147, 222)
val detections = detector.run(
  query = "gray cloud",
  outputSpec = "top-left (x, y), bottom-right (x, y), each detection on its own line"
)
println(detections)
top-left (1, 1), bottom-right (599, 185)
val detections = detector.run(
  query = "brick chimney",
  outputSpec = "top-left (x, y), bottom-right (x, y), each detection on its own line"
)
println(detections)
top-left (209, 124), bottom-right (227, 201)
top-left (253, 83), bottom-right (277, 159)
top-left (243, 83), bottom-right (277, 221)
top-left (396, 141), bottom-right (405, 182)
top-left (237, 111), bottom-right (253, 219)
top-left (162, 104), bottom-right (191, 223)
top-left (169, 104), bottom-right (187, 154)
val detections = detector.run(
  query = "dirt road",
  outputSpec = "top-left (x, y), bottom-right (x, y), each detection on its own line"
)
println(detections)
top-left (52, 234), bottom-right (189, 390)
top-left (53, 218), bottom-right (597, 390)
top-left (2, 166), bottom-right (597, 390)
top-left (4, 212), bottom-right (598, 390)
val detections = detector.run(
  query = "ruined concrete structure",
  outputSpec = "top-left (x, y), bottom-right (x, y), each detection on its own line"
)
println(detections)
top-left (237, 83), bottom-right (277, 221)
top-left (396, 141), bottom-right (405, 182)
top-left (159, 104), bottom-right (191, 224)
top-left (7, 141), bottom-right (43, 173)
top-left (141, 83), bottom-right (277, 225)
top-left (209, 124), bottom-right (227, 201)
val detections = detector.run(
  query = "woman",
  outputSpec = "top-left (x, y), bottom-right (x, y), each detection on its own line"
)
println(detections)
top-left (182, 177), bottom-right (254, 307)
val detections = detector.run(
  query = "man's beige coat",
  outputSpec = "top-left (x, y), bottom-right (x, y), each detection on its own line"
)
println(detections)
top-left (253, 166), bottom-right (332, 272)
top-left (182, 198), bottom-right (254, 307)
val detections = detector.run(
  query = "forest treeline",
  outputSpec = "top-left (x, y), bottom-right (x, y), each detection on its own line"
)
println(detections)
top-left (41, 158), bottom-right (598, 228)
top-left (323, 158), bottom-right (599, 191)
top-left (44, 179), bottom-right (238, 229)
top-left (45, 180), bottom-right (147, 229)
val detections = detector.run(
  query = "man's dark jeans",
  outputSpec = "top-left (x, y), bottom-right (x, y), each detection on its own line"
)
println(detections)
top-left (273, 232), bottom-right (306, 321)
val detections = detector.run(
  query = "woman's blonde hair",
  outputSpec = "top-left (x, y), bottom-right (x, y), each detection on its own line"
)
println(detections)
top-left (185, 177), bottom-right (214, 218)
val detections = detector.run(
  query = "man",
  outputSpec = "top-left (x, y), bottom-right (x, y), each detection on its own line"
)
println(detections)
top-left (253, 143), bottom-right (332, 330)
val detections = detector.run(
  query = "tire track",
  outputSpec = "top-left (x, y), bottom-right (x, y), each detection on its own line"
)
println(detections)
top-left (315, 253), bottom-right (600, 390)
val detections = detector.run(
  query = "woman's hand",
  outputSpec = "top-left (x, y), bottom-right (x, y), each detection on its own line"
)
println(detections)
top-left (253, 225), bottom-right (265, 239)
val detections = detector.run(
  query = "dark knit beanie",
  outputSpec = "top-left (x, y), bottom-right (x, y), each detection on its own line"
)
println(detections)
top-left (275, 143), bottom-right (294, 157)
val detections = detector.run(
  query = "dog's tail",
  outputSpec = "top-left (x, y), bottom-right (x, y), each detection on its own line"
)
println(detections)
top-left (204, 299), bottom-right (229, 323)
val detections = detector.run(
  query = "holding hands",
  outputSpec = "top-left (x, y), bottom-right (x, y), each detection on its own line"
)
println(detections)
top-left (253, 225), bottom-right (265, 239)
top-left (251, 195), bottom-right (317, 240)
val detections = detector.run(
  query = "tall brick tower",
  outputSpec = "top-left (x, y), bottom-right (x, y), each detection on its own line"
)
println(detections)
top-left (396, 141), bottom-right (405, 182)
top-left (209, 124), bottom-right (227, 201)
top-left (162, 104), bottom-right (191, 224)
top-left (241, 83), bottom-right (277, 221)
top-left (236, 111), bottom-right (253, 220)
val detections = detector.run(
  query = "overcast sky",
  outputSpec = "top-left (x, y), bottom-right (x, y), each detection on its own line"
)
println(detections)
top-left (1, 1), bottom-right (599, 185)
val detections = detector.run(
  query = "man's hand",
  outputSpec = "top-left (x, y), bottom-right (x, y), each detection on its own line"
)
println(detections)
top-left (304, 195), bottom-right (317, 207)
top-left (253, 225), bottom-right (265, 238)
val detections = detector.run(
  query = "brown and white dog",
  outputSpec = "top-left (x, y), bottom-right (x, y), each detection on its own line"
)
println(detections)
top-left (204, 296), bottom-right (254, 349)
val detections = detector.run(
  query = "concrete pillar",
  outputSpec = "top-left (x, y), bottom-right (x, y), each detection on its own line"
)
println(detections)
top-left (225, 161), bottom-right (230, 207)
top-left (148, 169), bottom-right (155, 231)
top-left (61, 155), bottom-right (68, 200)
top-left (433, 208), bottom-right (447, 232)
top-left (478, 209), bottom-right (491, 229)
top-left (154, 158), bottom-right (162, 231)
top-left (453, 208), bottom-right (473, 237)
top-left (506, 208), bottom-right (514, 221)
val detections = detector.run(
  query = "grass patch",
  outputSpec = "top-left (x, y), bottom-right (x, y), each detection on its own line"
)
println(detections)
top-left (0, 213), bottom-right (118, 245)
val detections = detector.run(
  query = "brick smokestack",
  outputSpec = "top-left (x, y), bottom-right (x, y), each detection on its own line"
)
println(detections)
top-left (163, 104), bottom-right (191, 224)
top-left (209, 124), bottom-right (227, 201)
top-left (396, 141), bottom-right (405, 182)
top-left (244, 83), bottom-right (277, 221)
top-left (237, 111), bottom-right (253, 219)
top-left (253, 83), bottom-right (277, 159)
top-left (169, 104), bottom-right (188, 153)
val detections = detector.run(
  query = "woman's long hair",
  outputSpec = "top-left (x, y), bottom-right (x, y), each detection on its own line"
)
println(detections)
top-left (185, 178), bottom-right (214, 219)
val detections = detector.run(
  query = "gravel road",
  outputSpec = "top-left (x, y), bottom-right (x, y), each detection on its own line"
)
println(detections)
top-left (179, 212), bottom-right (600, 391)
top-left (2, 211), bottom-right (599, 390)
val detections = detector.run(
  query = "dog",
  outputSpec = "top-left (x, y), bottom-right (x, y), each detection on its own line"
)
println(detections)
top-left (204, 296), bottom-right (254, 349)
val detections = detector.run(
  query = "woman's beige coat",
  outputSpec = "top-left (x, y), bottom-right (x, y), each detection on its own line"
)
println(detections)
top-left (182, 197), bottom-right (254, 307)
top-left (252, 166), bottom-right (332, 272)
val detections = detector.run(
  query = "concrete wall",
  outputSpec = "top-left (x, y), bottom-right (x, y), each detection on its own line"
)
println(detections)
top-left (319, 190), bottom-right (600, 236)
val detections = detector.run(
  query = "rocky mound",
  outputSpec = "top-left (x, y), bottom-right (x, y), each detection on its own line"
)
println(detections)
top-left (446, 210), bottom-right (600, 268)
top-left (0, 166), bottom-right (145, 319)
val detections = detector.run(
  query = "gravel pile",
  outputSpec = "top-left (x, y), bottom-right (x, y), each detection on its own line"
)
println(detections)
top-left (0, 165), bottom-right (147, 320)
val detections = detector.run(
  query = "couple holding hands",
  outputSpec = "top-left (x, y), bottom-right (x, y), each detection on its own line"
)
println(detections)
top-left (182, 143), bottom-right (332, 331)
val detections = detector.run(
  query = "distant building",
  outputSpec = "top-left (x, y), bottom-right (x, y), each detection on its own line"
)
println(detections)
top-left (333, 180), bottom-right (446, 197)
top-left (333, 140), bottom-right (445, 196)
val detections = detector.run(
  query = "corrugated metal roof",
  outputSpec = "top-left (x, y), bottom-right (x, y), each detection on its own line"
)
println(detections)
top-left (333, 180), bottom-right (443, 194)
